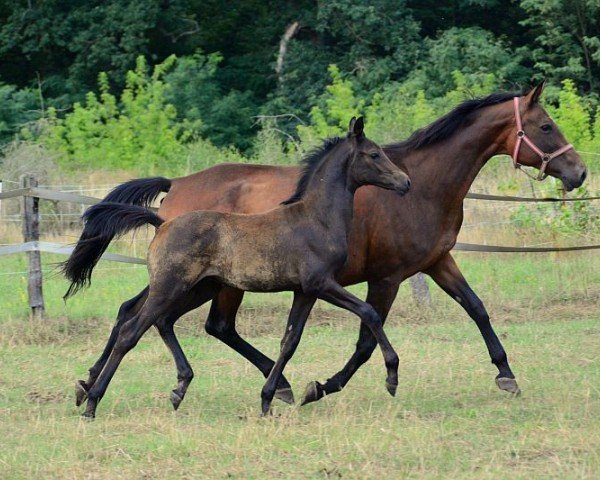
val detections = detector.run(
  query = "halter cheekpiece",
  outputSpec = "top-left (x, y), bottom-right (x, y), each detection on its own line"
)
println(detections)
top-left (511, 96), bottom-right (573, 181)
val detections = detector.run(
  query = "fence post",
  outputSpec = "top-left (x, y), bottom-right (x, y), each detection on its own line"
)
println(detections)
top-left (409, 272), bottom-right (431, 307)
top-left (20, 174), bottom-right (45, 320)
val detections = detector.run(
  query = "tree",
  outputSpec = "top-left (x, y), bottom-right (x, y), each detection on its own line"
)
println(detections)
top-left (520, 0), bottom-right (600, 95)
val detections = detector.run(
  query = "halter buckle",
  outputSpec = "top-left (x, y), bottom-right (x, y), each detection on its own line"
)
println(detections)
top-left (542, 153), bottom-right (551, 162)
top-left (517, 130), bottom-right (525, 138)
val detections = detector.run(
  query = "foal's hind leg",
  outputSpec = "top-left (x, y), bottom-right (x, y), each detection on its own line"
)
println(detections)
top-left (75, 287), bottom-right (149, 406)
top-left (155, 280), bottom-right (221, 411)
top-left (205, 288), bottom-right (295, 404)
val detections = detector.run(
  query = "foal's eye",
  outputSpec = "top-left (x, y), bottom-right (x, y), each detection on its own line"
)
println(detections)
top-left (540, 124), bottom-right (552, 132)
top-left (370, 152), bottom-right (380, 159)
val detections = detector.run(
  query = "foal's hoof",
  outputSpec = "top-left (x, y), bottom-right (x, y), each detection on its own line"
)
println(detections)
top-left (75, 380), bottom-right (88, 407)
top-left (170, 391), bottom-right (183, 411)
top-left (385, 381), bottom-right (398, 397)
top-left (495, 377), bottom-right (521, 396)
top-left (300, 381), bottom-right (325, 406)
top-left (274, 387), bottom-right (295, 405)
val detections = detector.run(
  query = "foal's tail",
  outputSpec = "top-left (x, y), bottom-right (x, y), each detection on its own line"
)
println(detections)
top-left (62, 202), bottom-right (165, 299)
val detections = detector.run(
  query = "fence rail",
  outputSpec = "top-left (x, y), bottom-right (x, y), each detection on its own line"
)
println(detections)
top-left (1, 175), bottom-right (599, 318)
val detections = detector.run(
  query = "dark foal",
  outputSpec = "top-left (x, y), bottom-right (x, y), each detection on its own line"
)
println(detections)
top-left (67, 82), bottom-right (587, 409)
top-left (78, 117), bottom-right (411, 418)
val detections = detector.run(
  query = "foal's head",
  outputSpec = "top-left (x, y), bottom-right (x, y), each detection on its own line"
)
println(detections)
top-left (347, 117), bottom-right (411, 195)
top-left (504, 82), bottom-right (587, 190)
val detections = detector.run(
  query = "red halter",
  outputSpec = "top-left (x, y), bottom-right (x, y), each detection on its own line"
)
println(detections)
top-left (512, 96), bottom-right (574, 181)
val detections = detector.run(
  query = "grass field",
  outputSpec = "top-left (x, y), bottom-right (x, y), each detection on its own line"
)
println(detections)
top-left (0, 250), bottom-right (599, 479)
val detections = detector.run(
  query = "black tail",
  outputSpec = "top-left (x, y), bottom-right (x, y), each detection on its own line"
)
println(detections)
top-left (103, 176), bottom-right (171, 206)
top-left (61, 177), bottom-right (170, 299)
top-left (62, 202), bottom-right (164, 299)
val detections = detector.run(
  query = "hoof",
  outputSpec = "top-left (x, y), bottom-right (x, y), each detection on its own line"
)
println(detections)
top-left (170, 391), bottom-right (183, 411)
top-left (80, 411), bottom-right (95, 421)
top-left (385, 381), bottom-right (397, 397)
top-left (496, 377), bottom-right (521, 396)
top-left (261, 400), bottom-right (272, 417)
top-left (300, 381), bottom-right (325, 406)
top-left (75, 380), bottom-right (88, 407)
top-left (274, 387), bottom-right (295, 405)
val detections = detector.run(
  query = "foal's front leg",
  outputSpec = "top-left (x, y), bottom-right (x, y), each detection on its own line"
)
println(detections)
top-left (260, 292), bottom-right (316, 415)
top-left (301, 278), bottom-right (399, 405)
top-left (310, 281), bottom-right (400, 401)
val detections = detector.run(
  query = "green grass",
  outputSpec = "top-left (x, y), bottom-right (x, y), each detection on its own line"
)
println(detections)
top-left (0, 251), bottom-right (598, 478)
top-left (0, 315), bottom-right (598, 479)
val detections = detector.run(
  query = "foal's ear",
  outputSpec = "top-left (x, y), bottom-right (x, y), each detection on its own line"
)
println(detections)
top-left (349, 116), bottom-right (365, 139)
top-left (348, 117), bottom-right (357, 136)
top-left (526, 80), bottom-right (546, 105)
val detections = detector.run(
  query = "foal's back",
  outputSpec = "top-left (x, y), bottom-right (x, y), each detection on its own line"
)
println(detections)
top-left (148, 202), bottom-right (315, 292)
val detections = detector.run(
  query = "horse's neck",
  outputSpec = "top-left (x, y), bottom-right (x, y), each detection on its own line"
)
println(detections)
top-left (406, 105), bottom-right (511, 209)
top-left (302, 150), bottom-right (355, 235)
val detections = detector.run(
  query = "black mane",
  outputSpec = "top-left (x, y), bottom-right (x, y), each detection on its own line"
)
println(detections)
top-left (387, 91), bottom-right (521, 152)
top-left (282, 136), bottom-right (344, 205)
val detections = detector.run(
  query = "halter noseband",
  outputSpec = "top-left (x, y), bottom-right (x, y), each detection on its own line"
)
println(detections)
top-left (512, 96), bottom-right (573, 181)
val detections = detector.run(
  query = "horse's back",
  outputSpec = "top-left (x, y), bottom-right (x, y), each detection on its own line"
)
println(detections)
top-left (159, 163), bottom-right (301, 220)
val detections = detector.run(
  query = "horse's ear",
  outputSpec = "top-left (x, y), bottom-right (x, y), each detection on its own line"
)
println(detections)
top-left (348, 117), bottom-right (357, 136)
top-left (526, 80), bottom-right (546, 105)
top-left (351, 116), bottom-right (365, 139)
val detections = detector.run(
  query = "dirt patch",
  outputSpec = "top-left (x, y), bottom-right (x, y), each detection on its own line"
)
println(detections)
top-left (25, 390), bottom-right (68, 404)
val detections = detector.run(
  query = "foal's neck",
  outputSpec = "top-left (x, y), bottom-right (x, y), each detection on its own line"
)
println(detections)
top-left (301, 143), bottom-right (356, 232)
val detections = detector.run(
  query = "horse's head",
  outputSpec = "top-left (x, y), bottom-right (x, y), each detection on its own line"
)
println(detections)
top-left (508, 81), bottom-right (587, 191)
top-left (347, 117), bottom-right (411, 196)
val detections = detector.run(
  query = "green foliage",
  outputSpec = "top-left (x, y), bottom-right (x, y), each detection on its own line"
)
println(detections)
top-left (41, 56), bottom-right (189, 175)
top-left (520, 0), bottom-right (600, 93)
top-left (297, 65), bottom-right (364, 145)
top-left (0, 83), bottom-right (40, 143)
top-left (414, 27), bottom-right (526, 97)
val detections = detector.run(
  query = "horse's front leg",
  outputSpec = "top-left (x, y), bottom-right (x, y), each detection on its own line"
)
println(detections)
top-left (301, 278), bottom-right (399, 405)
top-left (425, 253), bottom-right (520, 395)
top-left (205, 287), bottom-right (295, 404)
top-left (260, 292), bottom-right (316, 415)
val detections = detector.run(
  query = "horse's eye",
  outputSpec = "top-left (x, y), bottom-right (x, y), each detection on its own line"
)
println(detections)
top-left (541, 124), bottom-right (552, 132)
top-left (370, 152), bottom-right (380, 159)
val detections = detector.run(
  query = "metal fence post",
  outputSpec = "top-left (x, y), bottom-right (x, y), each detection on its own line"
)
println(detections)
top-left (20, 174), bottom-right (45, 320)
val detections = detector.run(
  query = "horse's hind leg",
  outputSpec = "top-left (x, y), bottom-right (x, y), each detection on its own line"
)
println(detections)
top-left (205, 288), bottom-right (295, 404)
top-left (260, 292), bottom-right (316, 415)
top-left (75, 287), bottom-right (149, 406)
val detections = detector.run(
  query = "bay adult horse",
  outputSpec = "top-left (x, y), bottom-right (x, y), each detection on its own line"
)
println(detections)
top-left (65, 83), bottom-right (587, 409)
top-left (77, 118), bottom-right (411, 418)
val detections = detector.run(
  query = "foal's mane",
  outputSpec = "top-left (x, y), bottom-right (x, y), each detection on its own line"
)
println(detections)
top-left (387, 91), bottom-right (520, 152)
top-left (282, 136), bottom-right (345, 205)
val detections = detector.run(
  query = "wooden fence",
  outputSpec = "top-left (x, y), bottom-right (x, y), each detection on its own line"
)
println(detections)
top-left (0, 174), bottom-right (599, 319)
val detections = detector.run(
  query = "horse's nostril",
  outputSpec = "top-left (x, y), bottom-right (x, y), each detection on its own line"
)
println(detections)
top-left (406, 179), bottom-right (411, 189)
top-left (580, 169), bottom-right (587, 184)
